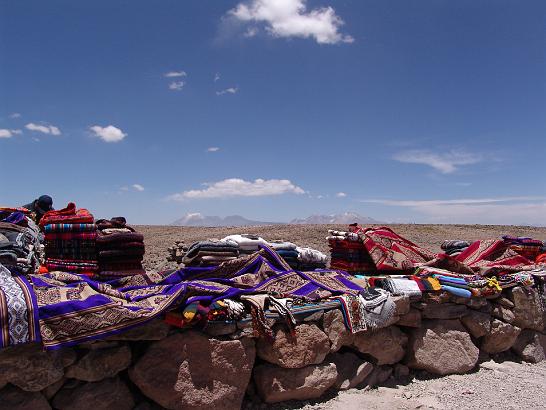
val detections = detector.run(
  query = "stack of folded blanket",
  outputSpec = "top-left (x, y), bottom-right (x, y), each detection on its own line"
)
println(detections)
top-left (441, 240), bottom-right (470, 257)
top-left (182, 239), bottom-right (239, 267)
top-left (269, 240), bottom-right (299, 268)
top-left (41, 203), bottom-right (97, 276)
top-left (0, 210), bottom-right (42, 274)
top-left (96, 217), bottom-right (145, 277)
top-left (327, 229), bottom-right (375, 274)
top-left (502, 235), bottom-right (544, 261)
top-left (295, 246), bottom-right (327, 270)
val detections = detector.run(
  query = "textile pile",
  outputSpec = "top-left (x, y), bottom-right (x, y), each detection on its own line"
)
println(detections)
top-left (503, 235), bottom-right (545, 262)
top-left (440, 240), bottom-right (470, 257)
top-left (96, 217), bottom-right (145, 278)
top-left (269, 240), bottom-right (327, 270)
top-left (0, 209), bottom-right (42, 274)
top-left (181, 239), bottom-right (239, 266)
top-left (41, 203), bottom-right (98, 276)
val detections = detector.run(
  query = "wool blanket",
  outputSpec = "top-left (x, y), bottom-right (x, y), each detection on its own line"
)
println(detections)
top-left (31, 246), bottom-right (363, 349)
top-left (39, 203), bottom-right (94, 228)
top-left (44, 224), bottom-right (97, 233)
top-left (0, 263), bottom-right (40, 348)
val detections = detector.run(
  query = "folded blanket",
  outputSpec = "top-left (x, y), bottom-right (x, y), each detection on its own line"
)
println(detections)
top-left (45, 232), bottom-right (97, 241)
top-left (44, 224), bottom-right (96, 233)
top-left (95, 217), bottom-right (131, 230)
top-left (296, 247), bottom-right (327, 264)
top-left (40, 203), bottom-right (94, 227)
top-left (96, 231), bottom-right (144, 244)
top-left (268, 240), bottom-right (297, 251)
top-left (98, 248), bottom-right (145, 259)
top-left (222, 234), bottom-right (268, 251)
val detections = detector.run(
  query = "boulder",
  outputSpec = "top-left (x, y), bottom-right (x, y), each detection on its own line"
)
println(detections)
top-left (406, 319), bottom-right (478, 375)
top-left (421, 303), bottom-right (468, 320)
top-left (511, 330), bottom-right (546, 363)
top-left (497, 297), bottom-right (515, 308)
top-left (65, 345), bottom-right (131, 382)
top-left (397, 309), bottom-right (421, 328)
top-left (253, 363), bottom-right (337, 403)
top-left (129, 331), bottom-right (255, 410)
top-left (329, 352), bottom-right (374, 390)
top-left (0, 343), bottom-right (65, 391)
top-left (0, 385), bottom-right (51, 410)
top-left (510, 287), bottom-right (545, 332)
top-left (481, 320), bottom-right (521, 354)
top-left (352, 326), bottom-right (407, 365)
top-left (491, 304), bottom-right (516, 325)
top-left (257, 323), bottom-right (329, 368)
top-left (461, 310), bottom-right (491, 338)
top-left (203, 322), bottom-right (237, 337)
top-left (52, 376), bottom-right (134, 410)
top-left (466, 298), bottom-right (489, 310)
top-left (107, 319), bottom-right (171, 341)
top-left (323, 309), bottom-right (354, 352)
top-left (392, 295), bottom-right (411, 316)
top-left (361, 365), bottom-right (393, 387)
top-left (393, 363), bottom-right (410, 380)
top-left (42, 377), bottom-right (65, 400)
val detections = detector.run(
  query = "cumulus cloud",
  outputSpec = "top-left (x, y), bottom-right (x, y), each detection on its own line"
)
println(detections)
top-left (360, 196), bottom-right (546, 225)
top-left (168, 178), bottom-right (305, 200)
top-left (336, 192), bottom-right (347, 198)
top-left (168, 81), bottom-right (185, 91)
top-left (9, 113), bottom-right (21, 119)
top-left (214, 73), bottom-right (221, 82)
top-left (132, 184), bottom-right (145, 192)
top-left (0, 129), bottom-right (22, 138)
top-left (25, 123), bottom-right (61, 135)
top-left (228, 0), bottom-right (354, 44)
top-left (90, 125), bottom-right (127, 143)
top-left (392, 149), bottom-right (482, 174)
top-left (244, 26), bottom-right (259, 37)
top-left (164, 71), bottom-right (187, 78)
top-left (207, 147), bottom-right (220, 152)
top-left (216, 87), bottom-right (238, 96)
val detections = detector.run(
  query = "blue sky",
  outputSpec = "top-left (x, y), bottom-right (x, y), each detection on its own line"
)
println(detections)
top-left (1, 0), bottom-right (545, 225)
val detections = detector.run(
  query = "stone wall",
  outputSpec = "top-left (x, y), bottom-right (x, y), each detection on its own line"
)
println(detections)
top-left (1, 286), bottom-right (545, 410)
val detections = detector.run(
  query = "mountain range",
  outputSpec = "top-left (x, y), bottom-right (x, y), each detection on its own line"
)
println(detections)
top-left (171, 212), bottom-right (383, 227)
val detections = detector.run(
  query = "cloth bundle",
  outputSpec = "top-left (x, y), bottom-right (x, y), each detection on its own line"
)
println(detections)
top-left (269, 241), bottom-right (327, 271)
top-left (502, 235), bottom-right (544, 261)
top-left (43, 205), bottom-right (98, 276)
top-left (182, 239), bottom-right (239, 266)
top-left (441, 240), bottom-right (471, 257)
top-left (222, 234), bottom-right (268, 254)
top-left (0, 212), bottom-right (42, 274)
top-left (96, 217), bottom-right (145, 277)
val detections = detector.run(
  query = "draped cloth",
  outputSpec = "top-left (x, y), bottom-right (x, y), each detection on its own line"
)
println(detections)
top-left (0, 264), bottom-right (40, 348)
top-left (30, 246), bottom-right (363, 349)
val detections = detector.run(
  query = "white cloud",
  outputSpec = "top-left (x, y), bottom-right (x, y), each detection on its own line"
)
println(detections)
top-left (392, 149), bottom-right (482, 174)
top-left (168, 178), bottom-right (305, 200)
top-left (9, 113), bottom-right (21, 119)
top-left (214, 73), bottom-right (221, 82)
top-left (207, 147), bottom-right (220, 152)
top-left (169, 81), bottom-right (185, 91)
top-left (336, 192), bottom-right (347, 198)
top-left (120, 186), bottom-right (129, 192)
top-left (0, 129), bottom-right (13, 138)
top-left (228, 0), bottom-right (354, 45)
top-left (132, 184), bottom-right (145, 192)
top-left (360, 196), bottom-right (546, 225)
top-left (90, 125), bottom-right (127, 143)
top-left (11, 129), bottom-right (22, 135)
top-left (244, 26), bottom-right (259, 37)
top-left (25, 122), bottom-right (61, 135)
top-left (216, 87), bottom-right (238, 96)
top-left (164, 71), bottom-right (187, 78)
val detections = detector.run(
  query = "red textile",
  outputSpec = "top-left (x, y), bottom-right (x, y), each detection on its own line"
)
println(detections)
top-left (39, 202), bottom-right (94, 227)
top-left (537, 253), bottom-right (546, 264)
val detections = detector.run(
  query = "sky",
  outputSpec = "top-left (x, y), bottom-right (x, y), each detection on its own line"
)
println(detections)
top-left (1, 0), bottom-right (545, 225)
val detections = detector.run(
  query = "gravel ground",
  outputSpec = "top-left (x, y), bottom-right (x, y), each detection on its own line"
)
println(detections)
top-left (137, 223), bottom-right (546, 272)
top-left (295, 360), bottom-right (546, 410)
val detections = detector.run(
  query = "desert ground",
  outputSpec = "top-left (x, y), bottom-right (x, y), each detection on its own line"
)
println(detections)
top-left (138, 224), bottom-right (546, 409)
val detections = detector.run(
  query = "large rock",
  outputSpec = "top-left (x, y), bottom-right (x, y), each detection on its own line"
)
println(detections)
top-left (481, 319), bottom-right (521, 354)
top-left (392, 295), bottom-right (411, 315)
top-left (129, 331), bottom-right (255, 409)
top-left (361, 365), bottom-right (393, 387)
top-left (65, 345), bottom-right (131, 382)
top-left (491, 304), bottom-right (516, 324)
top-left (421, 303), bottom-right (468, 320)
top-left (510, 287), bottom-right (545, 331)
top-left (406, 320), bottom-right (478, 375)
top-left (329, 352), bottom-right (374, 390)
top-left (397, 308), bottom-right (421, 328)
top-left (0, 385), bottom-right (51, 410)
top-left (253, 363), bottom-right (337, 403)
top-left (0, 343), bottom-right (66, 391)
top-left (352, 326), bottom-right (407, 365)
top-left (52, 376), bottom-right (134, 410)
top-left (107, 319), bottom-right (171, 341)
top-left (511, 330), bottom-right (546, 363)
top-left (257, 323), bottom-right (329, 368)
top-left (461, 310), bottom-right (491, 338)
top-left (323, 309), bottom-right (354, 352)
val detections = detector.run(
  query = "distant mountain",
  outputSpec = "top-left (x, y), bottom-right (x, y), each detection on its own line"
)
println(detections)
top-left (290, 212), bottom-right (383, 225)
top-left (171, 213), bottom-right (279, 227)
